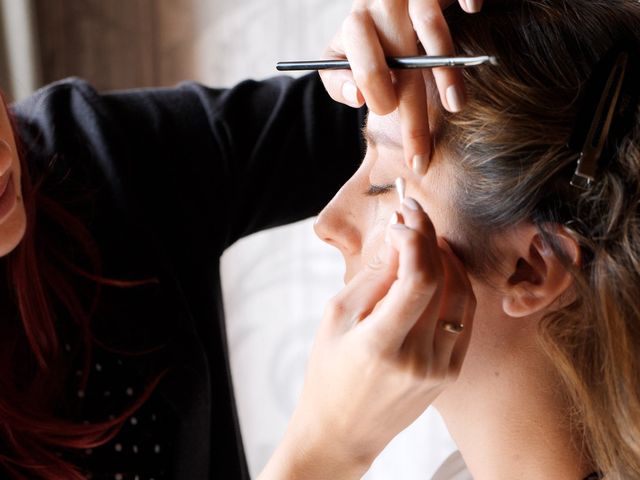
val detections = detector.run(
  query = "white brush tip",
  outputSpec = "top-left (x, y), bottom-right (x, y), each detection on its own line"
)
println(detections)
top-left (395, 177), bottom-right (406, 203)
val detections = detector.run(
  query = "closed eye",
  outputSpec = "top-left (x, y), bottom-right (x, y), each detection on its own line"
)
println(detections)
top-left (365, 183), bottom-right (395, 196)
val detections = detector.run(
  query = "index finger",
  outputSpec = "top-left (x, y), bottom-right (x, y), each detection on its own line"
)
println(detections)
top-left (394, 69), bottom-right (432, 172)
top-left (409, 0), bottom-right (466, 114)
top-left (364, 222), bottom-right (443, 353)
top-left (364, 2), bottom-right (433, 172)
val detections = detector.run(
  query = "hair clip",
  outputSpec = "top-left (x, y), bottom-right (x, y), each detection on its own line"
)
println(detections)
top-left (570, 52), bottom-right (629, 190)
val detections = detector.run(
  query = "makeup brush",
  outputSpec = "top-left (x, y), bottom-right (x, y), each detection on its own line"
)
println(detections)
top-left (276, 55), bottom-right (498, 71)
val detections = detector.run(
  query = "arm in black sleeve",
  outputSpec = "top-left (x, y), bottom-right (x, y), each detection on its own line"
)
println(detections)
top-left (185, 75), bottom-right (367, 243)
top-left (12, 74), bottom-right (365, 261)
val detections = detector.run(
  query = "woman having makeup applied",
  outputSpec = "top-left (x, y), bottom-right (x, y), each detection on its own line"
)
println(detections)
top-left (259, 1), bottom-right (640, 479)
top-left (0, 0), bottom-right (475, 478)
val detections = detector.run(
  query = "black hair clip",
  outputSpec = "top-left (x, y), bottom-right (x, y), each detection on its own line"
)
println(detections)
top-left (570, 52), bottom-right (629, 190)
top-left (569, 40), bottom-right (639, 190)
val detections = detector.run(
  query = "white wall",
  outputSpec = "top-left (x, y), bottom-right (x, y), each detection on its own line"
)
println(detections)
top-left (0, 0), bottom-right (40, 101)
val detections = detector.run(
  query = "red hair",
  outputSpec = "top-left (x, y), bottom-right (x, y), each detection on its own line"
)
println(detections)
top-left (0, 100), bottom-right (161, 479)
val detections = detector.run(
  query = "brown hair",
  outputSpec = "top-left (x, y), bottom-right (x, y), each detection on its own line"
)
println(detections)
top-left (440, 1), bottom-right (640, 478)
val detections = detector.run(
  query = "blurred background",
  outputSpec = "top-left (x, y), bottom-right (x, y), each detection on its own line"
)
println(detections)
top-left (0, 0), bottom-right (456, 477)
top-left (0, 0), bottom-right (349, 99)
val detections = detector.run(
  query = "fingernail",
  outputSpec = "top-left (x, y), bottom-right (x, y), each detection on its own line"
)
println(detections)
top-left (467, 0), bottom-right (482, 13)
top-left (459, 0), bottom-right (469, 11)
top-left (413, 154), bottom-right (429, 175)
top-left (403, 197), bottom-right (419, 211)
top-left (446, 85), bottom-right (465, 113)
top-left (342, 81), bottom-right (360, 107)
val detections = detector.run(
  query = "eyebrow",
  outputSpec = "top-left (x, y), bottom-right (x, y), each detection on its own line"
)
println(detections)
top-left (362, 121), bottom-right (403, 150)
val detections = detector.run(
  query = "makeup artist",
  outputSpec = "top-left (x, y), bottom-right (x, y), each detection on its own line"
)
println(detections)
top-left (0, 0), bottom-right (477, 478)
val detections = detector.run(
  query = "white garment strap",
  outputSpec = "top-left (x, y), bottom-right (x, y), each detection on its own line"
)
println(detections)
top-left (431, 450), bottom-right (473, 480)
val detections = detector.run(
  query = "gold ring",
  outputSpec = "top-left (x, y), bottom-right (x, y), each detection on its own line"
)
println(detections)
top-left (441, 321), bottom-right (464, 334)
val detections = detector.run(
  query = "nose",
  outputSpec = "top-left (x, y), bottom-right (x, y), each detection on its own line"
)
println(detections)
top-left (314, 183), bottom-right (362, 257)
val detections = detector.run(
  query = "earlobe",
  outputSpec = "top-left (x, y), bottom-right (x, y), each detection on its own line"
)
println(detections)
top-left (501, 225), bottom-right (580, 318)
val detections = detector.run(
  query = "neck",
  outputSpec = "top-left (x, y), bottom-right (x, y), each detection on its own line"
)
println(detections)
top-left (435, 337), bottom-right (594, 480)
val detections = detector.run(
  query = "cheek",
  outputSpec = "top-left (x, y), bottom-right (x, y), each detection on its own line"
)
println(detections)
top-left (360, 200), bottom-right (395, 265)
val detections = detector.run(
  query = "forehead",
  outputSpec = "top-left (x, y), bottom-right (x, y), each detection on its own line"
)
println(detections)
top-left (364, 111), bottom-right (403, 151)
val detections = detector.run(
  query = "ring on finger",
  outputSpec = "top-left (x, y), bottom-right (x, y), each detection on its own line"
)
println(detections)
top-left (441, 321), bottom-right (464, 334)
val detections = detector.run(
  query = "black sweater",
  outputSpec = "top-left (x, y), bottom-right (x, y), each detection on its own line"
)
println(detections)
top-left (9, 74), bottom-right (365, 479)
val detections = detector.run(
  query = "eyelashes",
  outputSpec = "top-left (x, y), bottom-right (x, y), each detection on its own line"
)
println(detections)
top-left (365, 183), bottom-right (395, 196)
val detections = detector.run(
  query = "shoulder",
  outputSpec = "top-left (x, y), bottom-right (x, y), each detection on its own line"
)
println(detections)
top-left (11, 77), bottom-right (105, 136)
top-left (10, 79), bottom-right (166, 274)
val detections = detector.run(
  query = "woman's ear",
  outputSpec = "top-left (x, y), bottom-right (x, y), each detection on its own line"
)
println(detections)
top-left (500, 224), bottom-right (580, 318)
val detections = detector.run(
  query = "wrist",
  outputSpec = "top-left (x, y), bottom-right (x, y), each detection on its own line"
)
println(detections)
top-left (258, 416), bottom-right (374, 480)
